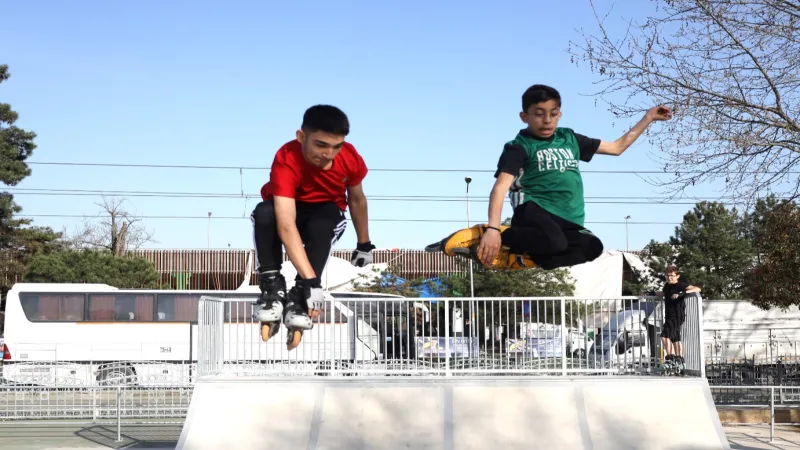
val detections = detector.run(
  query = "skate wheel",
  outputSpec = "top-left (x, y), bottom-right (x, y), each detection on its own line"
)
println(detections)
top-left (260, 324), bottom-right (273, 342)
top-left (287, 330), bottom-right (303, 351)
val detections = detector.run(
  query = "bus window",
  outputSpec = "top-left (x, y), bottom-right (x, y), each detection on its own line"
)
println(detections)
top-left (88, 294), bottom-right (155, 322)
top-left (156, 294), bottom-right (200, 322)
top-left (218, 294), bottom-right (348, 324)
top-left (19, 293), bottom-right (85, 322)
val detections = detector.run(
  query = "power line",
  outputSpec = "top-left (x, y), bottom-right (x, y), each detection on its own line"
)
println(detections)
top-left (4, 188), bottom-right (775, 205)
top-left (26, 160), bottom-right (799, 175)
top-left (16, 213), bottom-right (679, 225)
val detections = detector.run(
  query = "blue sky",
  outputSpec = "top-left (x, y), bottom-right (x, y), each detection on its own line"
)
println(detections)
top-left (3, 0), bottom-right (731, 252)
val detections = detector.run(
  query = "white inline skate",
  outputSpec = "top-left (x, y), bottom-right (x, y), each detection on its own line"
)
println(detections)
top-left (254, 271), bottom-right (286, 342)
top-left (283, 279), bottom-right (324, 351)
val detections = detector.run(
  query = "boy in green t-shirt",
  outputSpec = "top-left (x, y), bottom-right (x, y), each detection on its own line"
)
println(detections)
top-left (475, 84), bottom-right (672, 270)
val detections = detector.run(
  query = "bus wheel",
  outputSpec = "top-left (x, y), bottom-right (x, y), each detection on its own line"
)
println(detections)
top-left (98, 366), bottom-right (135, 386)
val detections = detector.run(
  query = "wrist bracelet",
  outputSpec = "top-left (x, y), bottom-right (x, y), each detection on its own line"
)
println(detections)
top-left (487, 226), bottom-right (502, 232)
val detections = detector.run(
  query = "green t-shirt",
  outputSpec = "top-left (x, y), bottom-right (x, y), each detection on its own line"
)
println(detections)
top-left (494, 128), bottom-right (600, 226)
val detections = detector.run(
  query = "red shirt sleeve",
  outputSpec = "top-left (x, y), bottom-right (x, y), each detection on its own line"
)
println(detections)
top-left (268, 148), bottom-right (301, 198)
top-left (346, 147), bottom-right (368, 187)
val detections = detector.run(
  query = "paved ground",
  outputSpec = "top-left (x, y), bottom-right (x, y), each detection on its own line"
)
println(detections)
top-left (0, 421), bottom-right (182, 449)
top-left (0, 421), bottom-right (798, 449)
top-left (725, 425), bottom-right (800, 450)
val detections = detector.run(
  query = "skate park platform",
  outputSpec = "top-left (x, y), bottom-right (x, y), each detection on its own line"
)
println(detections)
top-left (175, 376), bottom-right (731, 450)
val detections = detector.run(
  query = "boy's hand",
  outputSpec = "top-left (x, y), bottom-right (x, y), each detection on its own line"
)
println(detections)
top-left (351, 241), bottom-right (375, 267)
top-left (476, 228), bottom-right (502, 266)
top-left (647, 105), bottom-right (673, 122)
top-left (296, 277), bottom-right (324, 319)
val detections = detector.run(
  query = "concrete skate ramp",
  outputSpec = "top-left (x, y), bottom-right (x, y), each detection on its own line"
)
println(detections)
top-left (176, 376), bottom-right (730, 450)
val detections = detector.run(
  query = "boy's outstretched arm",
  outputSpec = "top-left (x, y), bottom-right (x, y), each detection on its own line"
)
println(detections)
top-left (347, 183), bottom-right (370, 244)
top-left (596, 105), bottom-right (673, 156)
top-left (273, 195), bottom-right (317, 280)
top-left (476, 172), bottom-right (515, 265)
top-left (347, 182), bottom-right (376, 267)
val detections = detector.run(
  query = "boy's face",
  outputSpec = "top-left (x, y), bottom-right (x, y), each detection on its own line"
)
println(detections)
top-left (520, 99), bottom-right (562, 138)
top-left (666, 271), bottom-right (679, 284)
top-left (296, 129), bottom-right (345, 169)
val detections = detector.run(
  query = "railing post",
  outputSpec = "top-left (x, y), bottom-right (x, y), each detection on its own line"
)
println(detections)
top-left (770, 386), bottom-right (775, 443)
top-left (330, 297), bottom-right (335, 376)
top-left (92, 387), bottom-right (97, 422)
top-left (445, 297), bottom-right (451, 377)
top-left (696, 293), bottom-right (706, 378)
top-left (116, 386), bottom-right (122, 442)
top-left (197, 299), bottom-right (206, 378)
top-left (215, 300), bottom-right (224, 376)
top-left (561, 297), bottom-right (567, 376)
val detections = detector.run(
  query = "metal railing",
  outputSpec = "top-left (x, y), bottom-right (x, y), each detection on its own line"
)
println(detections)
top-left (683, 292), bottom-right (705, 377)
top-left (709, 385), bottom-right (800, 443)
top-left (0, 385), bottom-right (192, 421)
top-left (194, 294), bottom-right (704, 379)
top-left (0, 384), bottom-right (190, 444)
top-left (197, 297), bottom-right (224, 379)
top-left (706, 356), bottom-right (800, 386)
top-left (0, 359), bottom-right (197, 387)
top-left (0, 386), bottom-right (193, 443)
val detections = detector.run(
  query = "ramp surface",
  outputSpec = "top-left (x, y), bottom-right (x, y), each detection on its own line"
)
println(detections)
top-left (176, 376), bottom-right (730, 450)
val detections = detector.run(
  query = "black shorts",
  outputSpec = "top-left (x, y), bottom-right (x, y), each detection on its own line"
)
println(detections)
top-left (500, 202), bottom-right (604, 270)
top-left (661, 313), bottom-right (685, 342)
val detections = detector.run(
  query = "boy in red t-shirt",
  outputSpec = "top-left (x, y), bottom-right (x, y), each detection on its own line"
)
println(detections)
top-left (252, 105), bottom-right (375, 344)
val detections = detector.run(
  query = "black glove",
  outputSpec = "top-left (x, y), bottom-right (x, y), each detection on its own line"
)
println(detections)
top-left (351, 241), bottom-right (376, 267)
top-left (295, 277), bottom-right (324, 310)
top-left (296, 277), bottom-right (322, 289)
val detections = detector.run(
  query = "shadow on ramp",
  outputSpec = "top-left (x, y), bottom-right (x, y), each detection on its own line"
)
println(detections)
top-left (177, 376), bottom-right (731, 450)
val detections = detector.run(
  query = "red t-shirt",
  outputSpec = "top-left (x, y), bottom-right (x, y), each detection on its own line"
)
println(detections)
top-left (260, 140), bottom-right (368, 211)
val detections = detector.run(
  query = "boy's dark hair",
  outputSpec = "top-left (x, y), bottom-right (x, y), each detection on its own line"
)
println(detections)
top-left (666, 264), bottom-right (680, 274)
top-left (301, 105), bottom-right (350, 136)
top-left (522, 84), bottom-right (562, 113)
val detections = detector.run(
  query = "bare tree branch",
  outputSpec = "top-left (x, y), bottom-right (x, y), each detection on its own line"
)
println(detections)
top-left (65, 196), bottom-right (156, 255)
top-left (569, 0), bottom-right (800, 203)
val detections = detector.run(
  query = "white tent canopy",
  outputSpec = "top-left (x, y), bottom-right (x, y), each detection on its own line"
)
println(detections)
top-left (237, 256), bottom-right (387, 292)
top-left (566, 250), bottom-right (648, 298)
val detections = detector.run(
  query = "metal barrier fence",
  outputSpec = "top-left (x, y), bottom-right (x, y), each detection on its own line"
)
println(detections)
top-left (0, 385), bottom-right (191, 423)
top-left (0, 359), bottom-right (196, 387)
top-left (710, 386), bottom-right (800, 443)
top-left (0, 293), bottom-right (711, 426)
top-left (706, 356), bottom-right (800, 386)
top-left (195, 294), bottom-right (704, 379)
top-left (0, 385), bottom-right (190, 445)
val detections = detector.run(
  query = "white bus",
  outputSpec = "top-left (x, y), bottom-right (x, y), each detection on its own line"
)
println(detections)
top-left (1, 282), bottom-right (431, 387)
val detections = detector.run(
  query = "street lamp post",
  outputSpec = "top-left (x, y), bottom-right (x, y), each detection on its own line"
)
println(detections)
top-left (465, 176), bottom-right (475, 348)
top-left (207, 212), bottom-right (212, 248)
top-left (465, 177), bottom-right (474, 298)
top-left (624, 215), bottom-right (631, 251)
